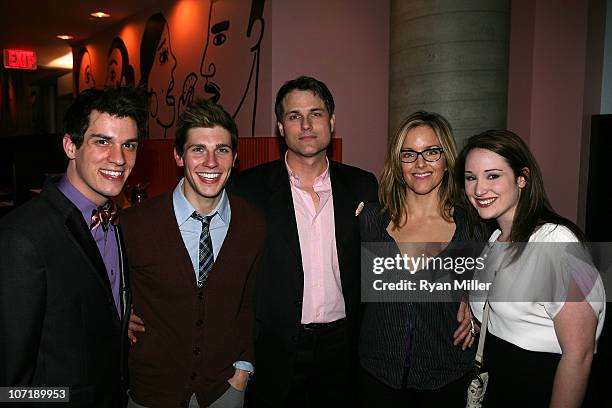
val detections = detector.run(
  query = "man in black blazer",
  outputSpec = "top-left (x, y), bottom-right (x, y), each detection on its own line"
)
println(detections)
top-left (0, 87), bottom-right (147, 407)
top-left (232, 76), bottom-right (378, 407)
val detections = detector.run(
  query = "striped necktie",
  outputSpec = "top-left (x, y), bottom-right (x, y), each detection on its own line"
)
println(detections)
top-left (191, 212), bottom-right (215, 287)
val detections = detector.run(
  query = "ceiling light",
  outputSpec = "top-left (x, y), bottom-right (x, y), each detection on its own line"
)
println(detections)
top-left (56, 35), bottom-right (74, 40)
top-left (90, 11), bottom-right (110, 18)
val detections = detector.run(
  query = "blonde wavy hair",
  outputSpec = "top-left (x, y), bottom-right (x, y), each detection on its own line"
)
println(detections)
top-left (379, 110), bottom-right (458, 228)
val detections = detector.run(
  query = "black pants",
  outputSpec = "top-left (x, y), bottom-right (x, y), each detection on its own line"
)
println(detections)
top-left (284, 320), bottom-right (354, 408)
top-left (359, 367), bottom-right (471, 408)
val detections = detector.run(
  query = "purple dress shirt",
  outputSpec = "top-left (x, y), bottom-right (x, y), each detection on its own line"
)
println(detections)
top-left (57, 176), bottom-right (122, 316)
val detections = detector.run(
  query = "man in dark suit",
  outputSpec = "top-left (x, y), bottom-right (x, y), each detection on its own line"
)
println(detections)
top-left (232, 76), bottom-right (379, 407)
top-left (0, 87), bottom-right (147, 406)
top-left (121, 99), bottom-right (265, 408)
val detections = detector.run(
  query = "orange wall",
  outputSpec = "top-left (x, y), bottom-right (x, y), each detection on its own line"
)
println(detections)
top-left (72, 0), bottom-right (390, 178)
top-left (73, 0), bottom-right (272, 140)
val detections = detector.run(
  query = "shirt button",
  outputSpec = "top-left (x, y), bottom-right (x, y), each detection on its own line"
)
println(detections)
top-left (196, 319), bottom-right (203, 327)
top-left (193, 346), bottom-right (201, 355)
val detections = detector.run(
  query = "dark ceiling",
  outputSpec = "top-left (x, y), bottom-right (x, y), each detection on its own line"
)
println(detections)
top-left (0, 0), bottom-right (157, 68)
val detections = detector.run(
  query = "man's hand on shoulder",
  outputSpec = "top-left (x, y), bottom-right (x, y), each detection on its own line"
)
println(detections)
top-left (128, 309), bottom-right (146, 345)
top-left (228, 368), bottom-right (250, 391)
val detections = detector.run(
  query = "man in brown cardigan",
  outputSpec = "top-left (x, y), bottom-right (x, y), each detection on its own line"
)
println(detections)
top-left (121, 99), bottom-right (265, 407)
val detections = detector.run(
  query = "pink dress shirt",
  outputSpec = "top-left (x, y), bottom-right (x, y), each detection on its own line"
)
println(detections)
top-left (286, 156), bottom-right (346, 324)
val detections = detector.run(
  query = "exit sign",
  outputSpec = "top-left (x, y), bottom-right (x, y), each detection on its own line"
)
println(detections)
top-left (3, 49), bottom-right (37, 70)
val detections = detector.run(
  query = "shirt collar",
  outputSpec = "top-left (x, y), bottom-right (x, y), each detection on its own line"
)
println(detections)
top-left (57, 175), bottom-right (102, 225)
top-left (284, 151), bottom-right (330, 188)
top-left (172, 178), bottom-right (230, 225)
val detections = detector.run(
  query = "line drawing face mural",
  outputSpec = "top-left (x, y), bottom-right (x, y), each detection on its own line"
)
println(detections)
top-left (179, 72), bottom-right (198, 117)
top-left (140, 13), bottom-right (177, 138)
top-left (105, 37), bottom-right (135, 88)
top-left (200, 0), bottom-right (265, 136)
top-left (75, 47), bottom-right (96, 95)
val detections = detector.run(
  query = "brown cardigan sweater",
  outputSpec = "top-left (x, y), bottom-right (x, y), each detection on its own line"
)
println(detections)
top-left (121, 192), bottom-right (266, 407)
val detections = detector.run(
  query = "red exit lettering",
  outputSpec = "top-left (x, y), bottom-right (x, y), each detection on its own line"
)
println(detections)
top-left (3, 49), bottom-right (37, 70)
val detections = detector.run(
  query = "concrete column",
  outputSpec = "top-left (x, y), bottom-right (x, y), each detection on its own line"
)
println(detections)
top-left (390, 0), bottom-right (510, 146)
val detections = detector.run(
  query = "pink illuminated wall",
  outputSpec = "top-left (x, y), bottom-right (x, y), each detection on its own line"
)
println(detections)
top-left (507, 0), bottom-right (606, 225)
top-left (270, 0), bottom-right (390, 177)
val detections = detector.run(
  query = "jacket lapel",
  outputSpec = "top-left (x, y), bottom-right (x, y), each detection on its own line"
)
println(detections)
top-left (266, 161), bottom-right (302, 260)
top-left (115, 225), bottom-right (129, 318)
top-left (330, 163), bottom-right (357, 278)
top-left (64, 205), bottom-right (114, 298)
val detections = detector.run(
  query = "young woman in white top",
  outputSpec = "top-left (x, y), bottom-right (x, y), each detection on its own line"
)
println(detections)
top-left (455, 130), bottom-right (605, 407)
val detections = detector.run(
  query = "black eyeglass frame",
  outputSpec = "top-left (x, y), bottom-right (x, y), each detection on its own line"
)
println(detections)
top-left (399, 147), bottom-right (445, 163)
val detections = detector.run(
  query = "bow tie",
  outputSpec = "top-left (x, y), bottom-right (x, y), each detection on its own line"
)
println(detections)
top-left (90, 202), bottom-right (119, 232)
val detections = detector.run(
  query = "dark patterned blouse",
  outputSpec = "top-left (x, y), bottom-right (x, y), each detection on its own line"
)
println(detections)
top-left (358, 201), bottom-right (479, 390)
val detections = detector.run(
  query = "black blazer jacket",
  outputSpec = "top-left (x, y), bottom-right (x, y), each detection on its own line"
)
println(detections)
top-left (231, 159), bottom-right (378, 402)
top-left (0, 182), bottom-right (129, 407)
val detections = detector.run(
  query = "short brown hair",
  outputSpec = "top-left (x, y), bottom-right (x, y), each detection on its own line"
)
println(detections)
top-left (174, 99), bottom-right (238, 157)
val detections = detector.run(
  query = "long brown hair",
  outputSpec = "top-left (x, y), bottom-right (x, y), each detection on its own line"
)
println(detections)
top-left (455, 130), bottom-right (585, 242)
top-left (379, 111), bottom-right (457, 228)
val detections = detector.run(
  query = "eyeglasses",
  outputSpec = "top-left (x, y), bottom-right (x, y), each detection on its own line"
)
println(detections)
top-left (399, 147), bottom-right (444, 163)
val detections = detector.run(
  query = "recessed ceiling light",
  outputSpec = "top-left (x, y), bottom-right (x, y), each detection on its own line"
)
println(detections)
top-left (56, 35), bottom-right (74, 40)
top-left (90, 11), bottom-right (110, 18)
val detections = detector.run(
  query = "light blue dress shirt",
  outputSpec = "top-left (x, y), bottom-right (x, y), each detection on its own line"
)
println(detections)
top-left (172, 179), bottom-right (254, 374)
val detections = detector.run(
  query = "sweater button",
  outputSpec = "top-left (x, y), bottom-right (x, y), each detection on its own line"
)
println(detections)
top-left (196, 319), bottom-right (203, 327)
top-left (190, 372), bottom-right (197, 380)
top-left (197, 292), bottom-right (204, 300)
top-left (193, 346), bottom-right (201, 355)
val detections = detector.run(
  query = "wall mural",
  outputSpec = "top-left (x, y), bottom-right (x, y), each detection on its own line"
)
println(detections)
top-left (200, 0), bottom-right (265, 136)
top-left (74, 47), bottom-right (96, 95)
top-left (105, 37), bottom-right (135, 88)
top-left (139, 13), bottom-right (177, 139)
top-left (178, 72), bottom-right (198, 119)
top-left (73, 0), bottom-right (266, 139)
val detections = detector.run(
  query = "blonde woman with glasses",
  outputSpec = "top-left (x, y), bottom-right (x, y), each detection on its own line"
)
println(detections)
top-left (359, 111), bottom-right (487, 407)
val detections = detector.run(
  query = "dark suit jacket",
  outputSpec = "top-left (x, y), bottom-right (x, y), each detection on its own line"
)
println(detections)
top-left (0, 182), bottom-right (129, 407)
top-left (121, 191), bottom-right (266, 407)
top-left (231, 159), bottom-right (378, 403)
